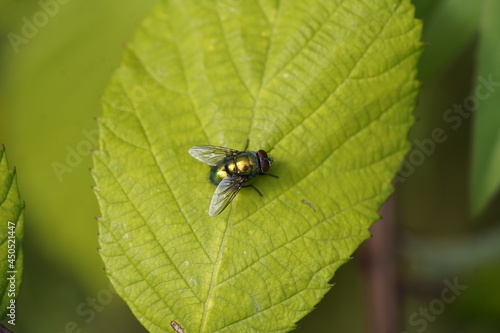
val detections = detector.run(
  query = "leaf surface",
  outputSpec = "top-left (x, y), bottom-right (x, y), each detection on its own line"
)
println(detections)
top-left (93, 1), bottom-right (422, 332)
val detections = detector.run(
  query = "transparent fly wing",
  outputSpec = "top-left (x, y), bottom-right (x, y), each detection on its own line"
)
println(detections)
top-left (188, 145), bottom-right (239, 166)
top-left (208, 176), bottom-right (245, 216)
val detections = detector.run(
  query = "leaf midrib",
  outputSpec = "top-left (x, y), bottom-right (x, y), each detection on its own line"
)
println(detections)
top-left (199, 2), bottom-right (281, 331)
top-left (197, 2), bottom-right (402, 331)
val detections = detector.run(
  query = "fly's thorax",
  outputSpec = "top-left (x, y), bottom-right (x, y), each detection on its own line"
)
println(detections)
top-left (233, 152), bottom-right (259, 175)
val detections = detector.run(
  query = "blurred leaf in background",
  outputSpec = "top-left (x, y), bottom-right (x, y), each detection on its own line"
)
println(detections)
top-left (400, 1), bottom-right (500, 332)
top-left (0, 0), bottom-right (154, 332)
top-left (471, 0), bottom-right (500, 217)
top-left (0, 146), bottom-right (24, 327)
top-left (417, 0), bottom-right (482, 80)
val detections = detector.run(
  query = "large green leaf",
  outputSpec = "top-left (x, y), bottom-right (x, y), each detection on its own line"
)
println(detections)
top-left (471, 0), bottom-right (500, 216)
top-left (0, 146), bottom-right (24, 322)
top-left (93, 0), bottom-right (422, 331)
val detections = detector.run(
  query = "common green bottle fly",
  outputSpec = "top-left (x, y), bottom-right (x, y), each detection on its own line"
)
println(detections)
top-left (188, 145), bottom-right (278, 216)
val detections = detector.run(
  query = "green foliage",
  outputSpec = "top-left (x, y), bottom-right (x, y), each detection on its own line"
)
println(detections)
top-left (414, 0), bottom-right (500, 217)
top-left (417, 0), bottom-right (482, 79)
top-left (472, 0), bottom-right (500, 217)
top-left (92, 0), bottom-right (422, 332)
top-left (0, 0), bottom-right (156, 294)
top-left (0, 146), bottom-right (24, 320)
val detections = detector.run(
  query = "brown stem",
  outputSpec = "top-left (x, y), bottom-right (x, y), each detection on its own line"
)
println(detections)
top-left (360, 194), bottom-right (400, 333)
top-left (0, 324), bottom-right (14, 333)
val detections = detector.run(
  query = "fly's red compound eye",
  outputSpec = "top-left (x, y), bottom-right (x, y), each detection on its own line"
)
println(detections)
top-left (257, 150), bottom-right (270, 172)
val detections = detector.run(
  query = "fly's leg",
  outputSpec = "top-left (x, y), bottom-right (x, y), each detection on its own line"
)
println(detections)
top-left (243, 184), bottom-right (263, 196)
top-left (260, 173), bottom-right (279, 178)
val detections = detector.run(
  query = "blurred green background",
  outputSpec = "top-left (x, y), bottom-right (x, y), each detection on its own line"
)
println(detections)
top-left (1, 0), bottom-right (499, 332)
